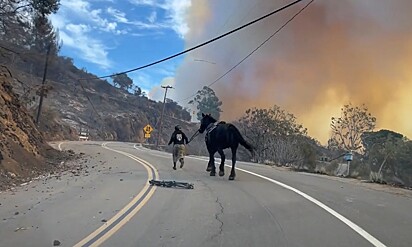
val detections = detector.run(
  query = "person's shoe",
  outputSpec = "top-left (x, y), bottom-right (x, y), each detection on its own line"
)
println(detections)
top-left (173, 166), bottom-right (176, 170)
top-left (179, 158), bottom-right (184, 168)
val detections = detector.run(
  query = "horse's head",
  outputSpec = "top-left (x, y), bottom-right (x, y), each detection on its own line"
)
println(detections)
top-left (199, 113), bottom-right (217, 134)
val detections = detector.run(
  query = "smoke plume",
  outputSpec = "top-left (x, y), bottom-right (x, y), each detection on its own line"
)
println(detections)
top-left (170, 0), bottom-right (412, 143)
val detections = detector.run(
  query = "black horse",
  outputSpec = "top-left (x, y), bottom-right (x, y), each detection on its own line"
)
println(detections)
top-left (198, 113), bottom-right (254, 180)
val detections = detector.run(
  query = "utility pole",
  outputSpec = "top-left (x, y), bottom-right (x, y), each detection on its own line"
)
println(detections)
top-left (35, 44), bottom-right (52, 125)
top-left (157, 85), bottom-right (173, 147)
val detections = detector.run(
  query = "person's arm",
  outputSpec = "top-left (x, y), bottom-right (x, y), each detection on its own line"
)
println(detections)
top-left (168, 133), bottom-right (175, 145)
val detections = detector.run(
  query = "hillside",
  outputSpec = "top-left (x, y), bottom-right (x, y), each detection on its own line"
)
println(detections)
top-left (0, 65), bottom-right (70, 189)
top-left (0, 44), bottom-right (215, 189)
top-left (1, 46), bottom-right (197, 145)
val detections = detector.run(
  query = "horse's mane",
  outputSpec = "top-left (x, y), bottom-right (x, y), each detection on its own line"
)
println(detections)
top-left (204, 114), bottom-right (217, 122)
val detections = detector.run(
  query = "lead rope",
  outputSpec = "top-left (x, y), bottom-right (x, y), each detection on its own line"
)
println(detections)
top-left (187, 130), bottom-right (200, 144)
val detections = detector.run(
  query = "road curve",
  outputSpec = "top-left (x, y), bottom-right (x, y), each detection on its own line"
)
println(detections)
top-left (1, 141), bottom-right (411, 247)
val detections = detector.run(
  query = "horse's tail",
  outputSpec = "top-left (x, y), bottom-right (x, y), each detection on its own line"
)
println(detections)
top-left (231, 125), bottom-right (254, 154)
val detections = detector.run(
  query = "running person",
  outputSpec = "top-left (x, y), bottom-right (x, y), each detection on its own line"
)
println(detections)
top-left (168, 125), bottom-right (189, 170)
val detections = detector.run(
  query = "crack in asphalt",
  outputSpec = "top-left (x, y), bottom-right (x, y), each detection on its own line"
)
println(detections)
top-left (213, 196), bottom-right (224, 239)
top-left (199, 180), bottom-right (225, 242)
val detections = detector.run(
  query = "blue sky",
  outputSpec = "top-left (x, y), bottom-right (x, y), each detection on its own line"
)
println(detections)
top-left (50, 0), bottom-right (191, 95)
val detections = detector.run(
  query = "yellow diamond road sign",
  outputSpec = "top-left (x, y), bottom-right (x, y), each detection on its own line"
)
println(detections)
top-left (143, 124), bottom-right (153, 134)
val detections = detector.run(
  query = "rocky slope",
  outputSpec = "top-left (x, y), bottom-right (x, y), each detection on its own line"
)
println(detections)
top-left (0, 65), bottom-right (69, 189)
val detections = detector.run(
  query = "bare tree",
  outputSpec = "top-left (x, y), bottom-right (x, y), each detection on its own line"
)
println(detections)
top-left (331, 103), bottom-right (376, 151)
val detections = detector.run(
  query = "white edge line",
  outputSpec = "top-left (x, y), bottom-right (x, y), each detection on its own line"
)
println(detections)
top-left (133, 144), bottom-right (171, 159)
top-left (58, 142), bottom-right (64, 151)
top-left (179, 155), bottom-right (387, 247)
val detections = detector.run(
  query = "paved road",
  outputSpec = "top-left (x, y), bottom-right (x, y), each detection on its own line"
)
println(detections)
top-left (1, 141), bottom-right (411, 247)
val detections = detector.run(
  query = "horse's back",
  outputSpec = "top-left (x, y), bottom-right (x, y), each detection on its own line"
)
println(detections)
top-left (207, 123), bottom-right (238, 150)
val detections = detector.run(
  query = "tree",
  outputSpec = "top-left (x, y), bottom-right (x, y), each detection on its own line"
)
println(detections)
top-left (111, 73), bottom-right (133, 90)
top-left (330, 103), bottom-right (376, 151)
top-left (362, 129), bottom-right (404, 154)
top-left (396, 141), bottom-right (412, 186)
top-left (188, 86), bottom-right (222, 121)
top-left (133, 85), bottom-right (142, 96)
top-left (31, 0), bottom-right (60, 16)
top-left (362, 130), bottom-right (405, 183)
top-left (0, 0), bottom-right (60, 50)
top-left (165, 98), bottom-right (191, 121)
top-left (30, 14), bottom-right (61, 55)
top-left (0, 0), bottom-right (31, 45)
top-left (238, 105), bottom-right (309, 165)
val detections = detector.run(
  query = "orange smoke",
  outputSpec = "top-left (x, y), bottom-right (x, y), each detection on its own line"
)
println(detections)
top-left (172, 0), bottom-right (412, 143)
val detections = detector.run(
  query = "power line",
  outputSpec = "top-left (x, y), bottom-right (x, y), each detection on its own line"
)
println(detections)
top-left (176, 0), bottom-right (314, 104)
top-left (0, 44), bottom-right (20, 54)
top-left (80, 0), bottom-right (304, 80)
top-left (0, 42), bottom-right (53, 57)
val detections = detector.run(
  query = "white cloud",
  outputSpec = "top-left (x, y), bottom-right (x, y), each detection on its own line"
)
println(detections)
top-left (49, 13), bottom-right (66, 29)
top-left (60, 0), bottom-right (119, 34)
top-left (147, 11), bottom-right (157, 23)
top-left (163, 0), bottom-right (191, 38)
top-left (107, 7), bottom-right (129, 23)
top-left (130, 0), bottom-right (159, 6)
top-left (62, 0), bottom-right (89, 11)
top-left (59, 25), bottom-right (112, 68)
top-left (51, 0), bottom-right (190, 70)
top-left (51, 0), bottom-right (120, 68)
top-left (106, 6), bottom-right (167, 31)
top-left (129, 0), bottom-right (191, 38)
top-left (129, 72), bottom-right (154, 90)
top-left (148, 77), bottom-right (176, 101)
top-left (66, 23), bottom-right (90, 34)
top-left (103, 22), bottom-right (117, 32)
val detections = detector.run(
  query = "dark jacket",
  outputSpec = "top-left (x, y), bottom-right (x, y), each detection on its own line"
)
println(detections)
top-left (168, 130), bottom-right (188, 145)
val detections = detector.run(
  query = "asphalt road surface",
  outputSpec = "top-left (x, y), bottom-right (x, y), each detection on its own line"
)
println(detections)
top-left (1, 141), bottom-right (412, 247)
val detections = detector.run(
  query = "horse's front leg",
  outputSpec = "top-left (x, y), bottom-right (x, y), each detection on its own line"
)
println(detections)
top-left (206, 153), bottom-right (213, 171)
top-left (208, 151), bottom-right (216, 176)
top-left (206, 144), bottom-right (214, 171)
top-left (217, 149), bottom-right (225, 177)
top-left (229, 146), bottom-right (237, 180)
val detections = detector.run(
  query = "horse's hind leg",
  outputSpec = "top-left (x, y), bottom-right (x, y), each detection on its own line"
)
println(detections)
top-left (218, 149), bottom-right (225, 177)
top-left (229, 146), bottom-right (237, 180)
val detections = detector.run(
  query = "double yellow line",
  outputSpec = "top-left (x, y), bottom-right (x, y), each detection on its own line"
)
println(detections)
top-left (74, 142), bottom-right (159, 247)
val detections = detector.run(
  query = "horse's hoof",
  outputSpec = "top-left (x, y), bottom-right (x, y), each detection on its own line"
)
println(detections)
top-left (210, 171), bottom-right (216, 176)
top-left (206, 166), bottom-right (212, 172)
top-left (219, 171), bottom-right (225, 177)
top-left (228, 176), bottom-right (235, 180)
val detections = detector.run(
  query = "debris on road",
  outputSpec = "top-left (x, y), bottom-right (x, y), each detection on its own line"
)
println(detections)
top-left (149, 179), bottom-right (194, 189)
top-left (14, 227), bottom-right (27, 232)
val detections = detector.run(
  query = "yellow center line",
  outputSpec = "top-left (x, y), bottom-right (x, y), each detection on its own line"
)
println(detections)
top-left (73, 142), bottom-right (159, 247)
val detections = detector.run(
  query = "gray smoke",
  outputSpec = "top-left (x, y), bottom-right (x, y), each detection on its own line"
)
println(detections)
top-left (170, 0), bottom-right (412, 142)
